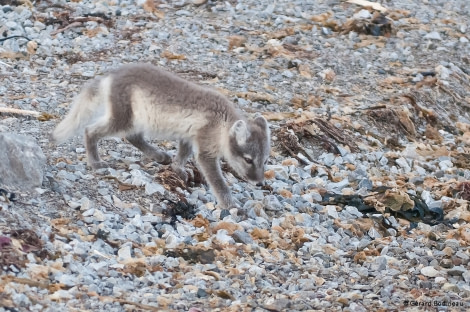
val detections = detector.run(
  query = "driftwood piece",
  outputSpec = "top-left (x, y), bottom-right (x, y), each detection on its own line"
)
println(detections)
top-left (50, 16), bottom-right (106, 36)
top-left (0, 107), bottom-right (55, 121)
top-left (346, 0), bottom-right (388, 13)
top-left (50, 21), bottom-right (83, 36)
top-left (0, 107), bottom-right (40, 117)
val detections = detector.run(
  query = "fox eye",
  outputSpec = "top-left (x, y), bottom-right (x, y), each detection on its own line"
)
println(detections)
top-left (244, 156), bottom-right (253, 164)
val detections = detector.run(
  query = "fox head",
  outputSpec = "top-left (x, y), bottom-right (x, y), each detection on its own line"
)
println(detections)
top-left (227, 115), bottom-right (270, 185)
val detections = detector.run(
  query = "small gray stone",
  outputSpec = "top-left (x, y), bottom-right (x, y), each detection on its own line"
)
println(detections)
top-left (57, 274), bottom-right (78, 287)
top-left (447, 266), bottom-right (466, 276)
top-left (326, 205), bottom-right (339, 219)
top-left (379, 156), bottom-right (388, 166)
top-left (33, 20), bottom-right (46, 30)
top-left (265, 165), bottom-right (289, 180)
top-left (197, 288), bottom-right (208, 298)
top-left (395, 157), bottom-right (411, 173)
top-left (145, 182), bottom-right (165, 195)
top-left (356, 267), bottom-right (369, 278)
top-left (175, 10), bottom-right (192, 16)
top-left (368, 227), bottom-right (382, 239)
top-left (375, 256), bottom-right (387, 270)
top-left (12, 293), bottom-right (31, 307)
top-left (263, 195), bottom-right (283, 211)
top-left (232, 230), bottom-right (254, 244)
top-left (322, 27), bottom-right (332, 36)
top-left (89, 261), bottom-right (108, 274)
top-left (445, 239), bottom-right (460, 250)
top-left (97, 188), bottom-right (109, 196)
top-left (220, 209), bottom-right (231, 219)
top-left (57, 170), bottom-right (79, 182)
top-left (456, 250), bottom-right (470, 260)
top-left (327, 178), bottom-right (350, 192)
top-left (320, 153), bottom-right (335, 167)
top-left (93, 209), bottom-right (106, 222)
top-left (438, 159), bottom-right (453, 171)
top-left (462, 271), bottom-right (470, 283)
top-left (424, 31), bottom-right (442, 40)
top-left (358, 178), bottom-right (373, 190)
top-left (442, 283), bottom-right (460, 292)
top-left (118, 244), bottom-right (132, 260)
top-left (345, 206), bottom-right (363, 218)
top-left (421, 266), bottom-right (440, 277)
top-left (252, 189), bottom-right (265, 201)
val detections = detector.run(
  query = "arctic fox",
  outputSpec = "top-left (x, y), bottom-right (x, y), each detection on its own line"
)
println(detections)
top-left (52, 63), bottom-right (271, 209)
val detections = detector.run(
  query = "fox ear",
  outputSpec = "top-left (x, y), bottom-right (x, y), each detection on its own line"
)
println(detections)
top-left (229, 120), bottom-right (248, 145)
top-left (253, 114), bottom-right (268, 131)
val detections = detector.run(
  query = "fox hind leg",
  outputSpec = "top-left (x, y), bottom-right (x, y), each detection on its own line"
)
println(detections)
top-left (84, 118), bottom-right (114, 170)
top-left (126, 133), bottom-right (171, 165)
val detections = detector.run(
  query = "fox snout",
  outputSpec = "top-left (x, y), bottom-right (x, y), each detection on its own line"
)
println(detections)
top-left (246, 169), bottom-right (265, 186)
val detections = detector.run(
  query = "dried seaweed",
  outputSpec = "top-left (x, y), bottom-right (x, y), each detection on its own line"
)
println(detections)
top-left (0, 188), bottom-right (16, 205)
top-left (341, 12), bottom-right (393, 37)
top-left (9, 229), bottom-right (43, 253)
top-left (162, 199), bottom-right (197, 226)
top-left (312, 118), bottom-right (359, 152)
top-left (275, 116), bottom-right (359, 162)
top-left (321, 187), bottom-right (446, 225)
top-left (457, 182), bottom-right (470, 201)
top-left (164, 246), bottom-right (215, 264)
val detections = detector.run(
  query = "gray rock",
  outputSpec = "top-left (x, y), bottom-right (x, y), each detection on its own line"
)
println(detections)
top-left (344, 206), bottom-right (363, 218)
top-left (12, 293), bottom-right (31, 307)
top-left (358, 178), bottom-right (373, 190)
top-left (424, 31), bottom-right (442, 40)
top-left (326, 205), bottom-right (339, 219)
top-left (252, 189), bottom-right (265, 200)
top-left (327, 178), bottom-right (350, 192)
top-left (56, 273), bottom-right (78, 287)
top-left (0, 133), bottom-right (46, 191)
top-left (463, 271), bottom-right (470, 283)
top-left (263, 195), bottom-right (283, 211)
top-left (447, 266), bottom-right (467, 276)
top-left (265, 165), bottom-right (289, 180)
top-left (145, 182), bottom-right (165, 195)
top-left (118, 244), bottom-right (133, 260)
top-left (320, 153), bottom-right (335, 167)
top-left (395, 157), bottom-right (411, 173)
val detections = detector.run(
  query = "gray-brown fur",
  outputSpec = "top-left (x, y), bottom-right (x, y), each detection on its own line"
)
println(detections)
top-left (52, 63), bottom-right (271, 209)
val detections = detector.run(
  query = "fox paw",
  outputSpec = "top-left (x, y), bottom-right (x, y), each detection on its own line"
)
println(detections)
top-left (171, 164), bottom-right (188, 183)
top-left (90, 161), bottom-right (108, 170)
top-left (156, 152), bottom-right (172, 165)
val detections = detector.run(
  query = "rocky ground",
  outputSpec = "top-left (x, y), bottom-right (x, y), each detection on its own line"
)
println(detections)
top-left (1, 0), bottom-right (470, 311)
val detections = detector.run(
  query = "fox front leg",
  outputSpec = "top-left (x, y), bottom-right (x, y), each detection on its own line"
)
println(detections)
top-left (196, 153), bottom-right (235, 209)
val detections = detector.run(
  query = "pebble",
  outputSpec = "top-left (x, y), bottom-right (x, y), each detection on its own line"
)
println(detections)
top-left (326, 205), bottom-right (339, 219)
top-left (424, 31), bottom-right (443, 40)
top-left (263, 195), bottom-right (283, 211)
top-left (232, 230), bottom-right (254, 244)
top-left (118, 245), bottom-right (132, 261)
top-left (421, 266), bottom-right (440, 277)
top-left (395, 157), bottom-right (411, 173)
top-left (265, 165), bottom-right (289, 180)
top-left (145, 182), bottom-right (165, 195)
top-left (353, 9), bottom-right (372, 19)
top-left (344, 206), bottom-right (363, 218)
